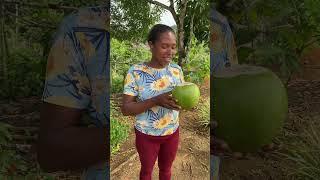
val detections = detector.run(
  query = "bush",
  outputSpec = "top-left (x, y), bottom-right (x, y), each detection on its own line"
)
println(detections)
top-left (184, 37), bottom-right (210, 84)
top-left (111, 71), bottom-right (124, 93)
top-left (0, 47), bottom-right (46, 99)
top-left (110, 117), bottom-right (129, 154)
top-left (111, 39), bottom-right (150, 93)
top-left (0, 122), bottom-right (54, 178)
top-left (110, 100), bottom-right (129, 154)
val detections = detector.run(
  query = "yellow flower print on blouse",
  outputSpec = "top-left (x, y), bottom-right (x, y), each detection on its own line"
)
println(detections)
top-left (133, 71), bottom-right (140, 80)
top-left (124, 73), bottom-right (133, 86)
top-left (150, 76), bottom-right (170, 92)
top-left (153, 113), bottom-right (172, 129)
top-left (163, 128), bottom-right (174, 136)
top-left (138, 65), bottom-right (153, 75)
top-left (170, 68), bottom-right (180, 79)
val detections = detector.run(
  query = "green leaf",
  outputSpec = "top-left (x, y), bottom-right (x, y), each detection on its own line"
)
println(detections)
top-left (237, 46), bottom-right (255, 64)
top-left (0, 122), bottom-right (12, 143)
top-left (235, 28), bottom-right (260, 45)
top-left (248, 9), bottom-right (258, 24)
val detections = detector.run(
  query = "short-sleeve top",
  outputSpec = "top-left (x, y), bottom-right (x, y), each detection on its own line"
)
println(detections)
top-left (41, 6), bottom-right (110, 179)
top-left (123, 63), bottom-right (184, 136)
top-left (210, 9), bottom-right (238, 74)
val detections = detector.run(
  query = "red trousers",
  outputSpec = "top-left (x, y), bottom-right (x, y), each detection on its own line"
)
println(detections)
top-left (135, 128), bottom-right (179, 180)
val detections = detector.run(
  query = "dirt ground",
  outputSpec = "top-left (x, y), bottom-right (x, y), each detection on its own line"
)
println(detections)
top-left (110, 86), bottom-right (211, 180)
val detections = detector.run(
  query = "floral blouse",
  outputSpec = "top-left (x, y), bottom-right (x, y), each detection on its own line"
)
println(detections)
top-left (123, 63), bottom-right (184, 136)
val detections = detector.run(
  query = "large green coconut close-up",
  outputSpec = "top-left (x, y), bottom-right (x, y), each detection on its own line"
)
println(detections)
top-left (212, 64), bottom-right (288, 152)
top-left (172, 82), bottom-right (200, 110)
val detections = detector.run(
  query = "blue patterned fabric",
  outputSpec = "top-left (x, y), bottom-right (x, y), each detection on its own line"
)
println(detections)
top-left (123, 63), bottom-right (184, 136)
top-left (42, 6), bottom-right (109, 179)
top-left (210, 155), bottom-right (220, 180)
top-left (210, 9), bottom-right (238, 74)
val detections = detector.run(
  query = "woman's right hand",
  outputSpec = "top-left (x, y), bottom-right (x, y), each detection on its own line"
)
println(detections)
top-left (152, 92), bottom-right (181, 111)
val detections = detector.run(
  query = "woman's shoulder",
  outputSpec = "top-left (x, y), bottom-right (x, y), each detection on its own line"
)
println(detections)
top-left (128, 62), bottom-right (146, 71)
top-left (169, 63), bottom-right (182, 70)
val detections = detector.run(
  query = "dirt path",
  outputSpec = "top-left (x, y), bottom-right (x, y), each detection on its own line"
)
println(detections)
top-left (110, 87), bottom-right (210, 180)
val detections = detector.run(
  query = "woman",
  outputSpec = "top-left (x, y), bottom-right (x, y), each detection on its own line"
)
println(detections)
top-left (38, 5), bottom-right (109, 180)
top-left (121, 24), bottom-right (184, 180)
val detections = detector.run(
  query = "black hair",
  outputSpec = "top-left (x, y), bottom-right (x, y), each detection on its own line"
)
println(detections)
top-left (213, 1), bottom-right (234, 15)
top-left (147, 24), bottom-right (175, 44)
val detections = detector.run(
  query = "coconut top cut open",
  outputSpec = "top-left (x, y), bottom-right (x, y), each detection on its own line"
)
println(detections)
top-left (176, 82), bottom-right (195, 86)
top-left (213, 64), bottom-right (269, 78)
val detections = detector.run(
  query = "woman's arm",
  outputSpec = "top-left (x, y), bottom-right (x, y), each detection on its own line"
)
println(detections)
top-left (37, 103), bottom-right (108, 172)
top-left (121, 93), bottom-right (180, 116)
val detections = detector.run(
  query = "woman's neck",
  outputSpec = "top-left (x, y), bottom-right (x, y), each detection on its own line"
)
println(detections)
top-left (146, 58), bottom-right (167, 69)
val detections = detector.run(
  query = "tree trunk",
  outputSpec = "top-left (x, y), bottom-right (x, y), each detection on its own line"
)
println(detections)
top-left (0, 0), bottom-right (8, 82)
top-left (177, 22), bottom-right (186, 67)
top-left (177, 0), bottom-right (188, 68)
top-left (15, 3), bottom-right (18, 45)
top-left (185, 12), bottom-right (195, 63)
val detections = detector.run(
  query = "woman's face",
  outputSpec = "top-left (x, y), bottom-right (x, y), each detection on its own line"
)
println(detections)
top-left (149, 31), bottom-right (177, 67)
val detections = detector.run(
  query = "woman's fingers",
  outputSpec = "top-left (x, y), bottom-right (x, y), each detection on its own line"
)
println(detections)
top-left (156, 92), bottom-right (181, 110)
top-left (160, 100), bottom-right (180, 110)
top-left (167, 100), bottom-right (181, 110)
top-left (162, 104), bottom-right (174, 110)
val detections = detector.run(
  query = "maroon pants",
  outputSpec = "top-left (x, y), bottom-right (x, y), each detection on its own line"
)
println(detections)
top-left (135, 128), bottom-right (179, 180)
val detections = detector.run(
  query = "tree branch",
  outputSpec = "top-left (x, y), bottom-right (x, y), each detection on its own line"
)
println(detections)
top-left (178, 0), bottom-right (188, 30)
top-left (169, 0), bottom-right (178, 23)
top-left (169, 0), bottom-right (174, 7)
top-left (180, 0), bottom-right (188, 17)
top-left (3, 0), bottom-right (78, 10)
top-left (185, 12), bottom-right (194, 62)
top-left (300, 38), bottom-right (320, 53)
top-left (5, 9), bottom-right (56, 29)
top-left (147, 0), bottom-right (170, 11)
top-left (147, 0), bottom-right (178, 24)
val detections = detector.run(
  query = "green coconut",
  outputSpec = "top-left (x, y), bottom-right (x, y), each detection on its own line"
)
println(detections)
top-left (172, 82), bottom-right (200, 110)
top-left (212, 64), bottom-right (288, 152)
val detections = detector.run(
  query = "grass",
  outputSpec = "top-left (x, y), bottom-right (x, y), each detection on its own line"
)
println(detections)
top-left (277, 114), bottom-right (320, 180)
top-left (110, 117), bottom-right (129, 154)
top-left (110, 99), bottom-right (130, 154)
top-left (197, 97), bottom-right (210, 128)
top-left (0, 122), bottom-right (56, 179)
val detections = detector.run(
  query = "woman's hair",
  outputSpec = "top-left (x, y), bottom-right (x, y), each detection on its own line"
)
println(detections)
top-left (147, 24), bottom-right (175, 44)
